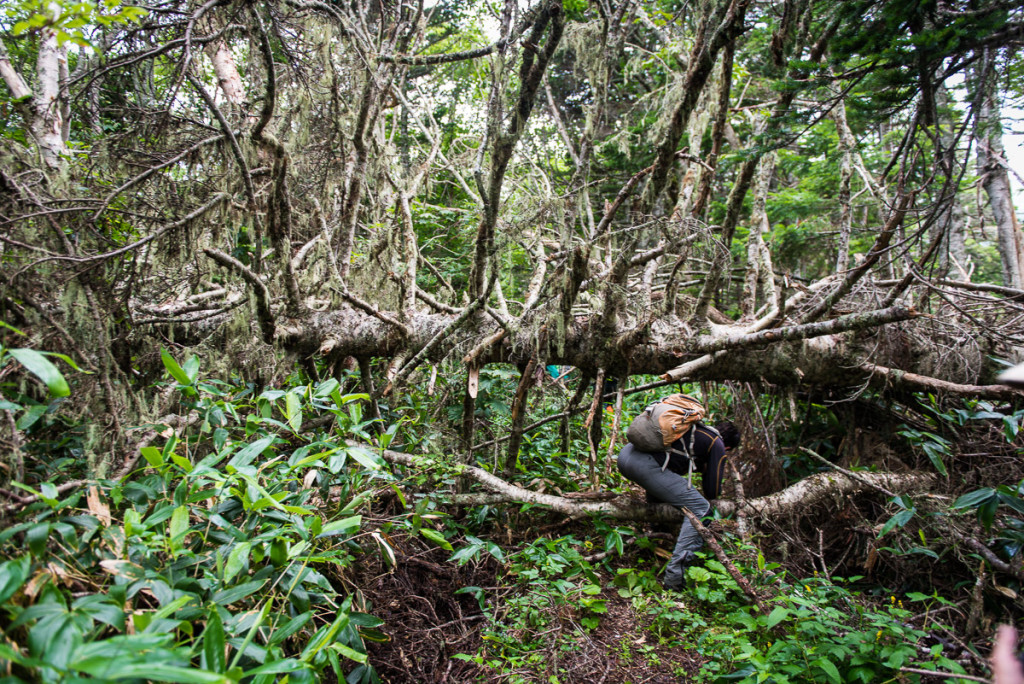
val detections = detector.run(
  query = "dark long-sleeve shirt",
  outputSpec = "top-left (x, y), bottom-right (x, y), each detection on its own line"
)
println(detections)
top-left (659, 423), bottom-right (727, 500)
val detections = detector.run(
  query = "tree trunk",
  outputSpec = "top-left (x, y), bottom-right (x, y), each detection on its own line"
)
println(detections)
top-left (0, 32), bottom-right (65, 168)
top-left (831, 100), bottom-right (854, 273)
top-left (974, 51), bottom-right (1024, 290)
top-left (390, 446), bottom-right (935, 523)
top-left (933, 82), bottom-right (969, 280)
top-left (206, 40), bottom-right (246, 110)
top-left (33, 29), bottom-right (66, 169)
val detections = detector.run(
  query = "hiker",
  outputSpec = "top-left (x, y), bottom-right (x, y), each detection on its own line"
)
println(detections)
top-left (617, 396), bottom-right (740, 590)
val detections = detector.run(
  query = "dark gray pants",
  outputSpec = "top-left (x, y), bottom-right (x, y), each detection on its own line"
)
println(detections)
top-left (617, 443), bottom-right (709, 589)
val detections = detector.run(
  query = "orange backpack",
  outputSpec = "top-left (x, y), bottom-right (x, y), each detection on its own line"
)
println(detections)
top-left (626, 394), bottom-right (707, 456)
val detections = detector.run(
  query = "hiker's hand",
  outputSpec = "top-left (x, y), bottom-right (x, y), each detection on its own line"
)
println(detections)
top-left (993, 625), bottom-right (1024, 684)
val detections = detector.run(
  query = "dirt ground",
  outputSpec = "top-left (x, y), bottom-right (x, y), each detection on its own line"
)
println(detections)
top-left (358, 544), bottom-right (704, 683)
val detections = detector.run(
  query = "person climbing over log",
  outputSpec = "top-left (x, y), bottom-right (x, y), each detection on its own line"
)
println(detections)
top-left (617, 394), bottom-right (740, 590)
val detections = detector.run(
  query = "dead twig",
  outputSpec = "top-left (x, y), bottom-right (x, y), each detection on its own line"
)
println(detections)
top-left (897, 666), bottom-right (990, 683)
top-left (679, 507), bottom-right (771, 617)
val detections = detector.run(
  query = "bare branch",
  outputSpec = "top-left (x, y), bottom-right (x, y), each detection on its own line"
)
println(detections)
top-left (689, 305), bottom-right (918, 355)
top-left (860, 363), bottom-right (1023, 401)
top-left (202, 248), bottom-right (276, 343)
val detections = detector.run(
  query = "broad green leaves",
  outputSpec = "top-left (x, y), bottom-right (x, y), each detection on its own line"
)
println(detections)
top-left (0, 366), bottom-right (394, 684)
top-left (7, 0), bottom-right (148, 47)
top-left (419, 528), bottom-right (453, 551)
top-left (0, 556), bottom-right (30, 604)
top-left (952, 484), bottom-right (1024, 530)
top-left (317, 515), bottom-right (362, 539)
top-left (7, 348), bottom-right (71, 397)
top-left (897, 428), bottom-right (950, 477)
top-left (227, 435), bottom-right (276, 469)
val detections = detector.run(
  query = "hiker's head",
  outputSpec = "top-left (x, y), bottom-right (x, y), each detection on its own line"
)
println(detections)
top-left (715, 421), bottom-right (741, 450)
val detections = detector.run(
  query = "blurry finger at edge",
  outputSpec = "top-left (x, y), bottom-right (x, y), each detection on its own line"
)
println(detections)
top-left (993, 625), bottom-right (1024, 684)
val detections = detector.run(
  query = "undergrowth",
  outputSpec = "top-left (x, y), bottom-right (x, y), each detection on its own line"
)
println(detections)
top-left (0, 352), bottom-right (394, 683)
top-left (453, 530), bottom-right (970, 683)
top-left (0, 346), bottom-right (1021, 683)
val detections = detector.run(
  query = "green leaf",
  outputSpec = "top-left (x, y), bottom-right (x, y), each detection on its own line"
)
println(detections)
top-left (300, 610), bottom-right (350, 661)
top-left (346, 446), bottom-right (382, 470)
top-left (182, 355), bottom-right (200, 383)
top-left (72, 595), bottom-right (125, 630)
top-left (73, 661), bottom-right (231, 683)
top-left (161, 348), bottom-right (193, 385)
top-left (317, 516), bottom-right (362, 538)
top-left (952, 489), bottom-right (997, 510)
top-left (0, 555), bottom-right (31, 604)
top-left (313, 378), bottom-right (340, 398)
top-left (16, 404), bottom-right (46, 430)
top-left (228, 601), bottom-right (271, 670)
top-left (379, 422), bottom-right (401, 449)
top-left (419, 528), bottom-right (453, 551)
top-left (268, 612), bottom-right (312, 646)
top-left (39, 482), bottom-right (58, 504)
top-left (30, 613), bottom-right (81, 670)
top-left (26, 523), bottom-right (49, 556)
top-left (224, 542), bottom-right (250, 582)
top-left (285, 391), bottom-right (302, 432)
top-left (170, 453), bottom-right (193, 473)
top-left (815, 658), bottom-right (841, 684)
top-left (211, 580), bottom-right (267, 607)
top-left (449, 545), bottom-right (481, 565)
top-left (40, 351), bottom-right (89, 373)
top-left (202, 607), bottom-right (227, 673)
top-left (330, 641), bottom-right (368, 664)
top-left (340, 491), bottom-right (374, 514)
top-left (228, 436), bottom-right (276, 469)
top-left (879, 509), bottom-right (914, 538)
top-left (151, 595), bottom-right (195, 621)
top-left (922, 443), bottom-right (948, 477)
top-left (243, 659), bottom-right (306, 677)
top-left (764, 606), bottom-right (790, 630)
top-left (999, 493), bottom-right (1024, 516)
top-left (1003, 416), bottom-right (1020, 442)
top-left (9, 348), bottom-right (70, 397)
top-left (979, 496), bottom-right (999, 531)
top-left (350, 612), bottom-right (385, 628)
top-left (168, 505), bottom-right (189, 551)
top-left (686, 566), bottom-right (712, 582)
top-left (0, 641), bottom-right (33, 668)
top-left (0, 321), bottom-right (26, 335)
top-left (140, 446), bottom-right (165, 467)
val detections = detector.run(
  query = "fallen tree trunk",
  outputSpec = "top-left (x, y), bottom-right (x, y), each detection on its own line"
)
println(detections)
top-left (380, 448), bottom-right (934, 522)
top-left (271, 303), bottom-right (1023, 399)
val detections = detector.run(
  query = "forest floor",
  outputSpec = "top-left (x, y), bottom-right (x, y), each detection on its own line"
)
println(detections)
top-left (359, 540), bottom-right (706, 683)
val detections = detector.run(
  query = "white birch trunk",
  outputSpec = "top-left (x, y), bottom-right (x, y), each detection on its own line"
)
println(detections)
top-left (34, 28), bottom-right (66, 168)
top-left (206, 40), bottom-right (246, 109)
top-left (0, 40), bottom-right (32, 101)
top-left (975, 53), bottom-right (1024, 289)
top-left (58, 43), bottom-right (70, 143)
top-left (934, 83), bottom-right (968, 280)
top-left (741, 150), bottom-right (776, 320)
top-left (831, 101), bottom-right (854, 273)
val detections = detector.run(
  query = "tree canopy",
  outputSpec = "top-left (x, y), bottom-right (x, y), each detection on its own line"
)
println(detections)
top-left (2, 0), bottom-right (1024, 681)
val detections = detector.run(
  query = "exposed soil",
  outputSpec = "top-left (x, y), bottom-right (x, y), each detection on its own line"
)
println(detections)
top-left (359, 547), bottom-right (493, 682)
top-left (564, 592), bottom-right (704, 683)
top-left (355, 532), bottom-right (705, 683)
